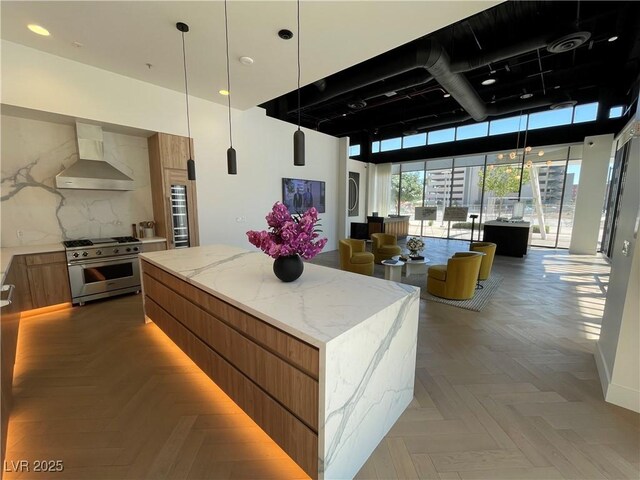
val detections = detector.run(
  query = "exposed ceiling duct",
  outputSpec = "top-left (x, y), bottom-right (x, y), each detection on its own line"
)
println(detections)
top-left (547, 31), bottom-right (591, 54)
top-left (261, 1), bottom-right (639, 145)
top-left (288, 33), bottom-right (566, 123)
top-left (291, 42), bottom-right (433, 112)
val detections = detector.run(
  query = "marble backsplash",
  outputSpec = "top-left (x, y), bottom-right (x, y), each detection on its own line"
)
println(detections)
top-left (1, 115), bottom-right (153, 247)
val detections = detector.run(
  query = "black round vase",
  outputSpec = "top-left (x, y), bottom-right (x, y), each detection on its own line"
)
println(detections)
top-left (273, 255), bottom-right (304, 282)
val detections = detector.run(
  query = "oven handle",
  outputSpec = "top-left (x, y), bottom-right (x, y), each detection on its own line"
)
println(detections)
top-left (68, 254), bottom-right (140, 267)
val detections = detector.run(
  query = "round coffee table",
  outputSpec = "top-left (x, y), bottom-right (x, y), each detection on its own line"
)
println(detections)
top-left (381, 260), bottom-right (405, 282)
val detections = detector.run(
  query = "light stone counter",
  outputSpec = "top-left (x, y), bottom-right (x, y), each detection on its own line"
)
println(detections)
top-left (141, 244), bottom-right (420, 479)
top-left (138, 236), bottom-right (166, 244)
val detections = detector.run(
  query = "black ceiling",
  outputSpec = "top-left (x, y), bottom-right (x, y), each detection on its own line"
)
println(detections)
top-left (261, 1), bottom-right (640, 151)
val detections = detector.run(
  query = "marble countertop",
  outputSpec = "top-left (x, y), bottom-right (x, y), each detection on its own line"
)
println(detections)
top-left (141, 245), bottom-right (419, 347)
top-left (138, 237), bottom-right (166, 244)
top-left (1, 243), bottom-right (65, 283)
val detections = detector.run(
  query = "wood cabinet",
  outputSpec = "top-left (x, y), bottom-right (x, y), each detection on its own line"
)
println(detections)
top-left (24, 252), bottom-right (71, 308)
top-left (142, 241), bottom-right (167, 253)
top-left (483, 221), bottom-right (530, 257)
top-left (1, 256), bottom-right (30, 468)
top-left (148, 133), bottom-right (199, 249)
top-left (142, 260), bottom-right (319, 477)
top-left (1, 252), bottom-right (70, 469)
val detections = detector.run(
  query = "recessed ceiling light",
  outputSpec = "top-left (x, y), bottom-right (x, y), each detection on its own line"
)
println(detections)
top-left (443, 93), bottom-right (451, 98)
top-left (219, 89), bottom-right (230, 96)
top-left (27, 24), bottom-right (50, 36)
top-left (481, 78), bottom-right (496, 86)
top-left (239, 56), bottom-right (254, 66)
top-left (520, 93), bottom-right (534, 99)
top-left (608, 36), bottom-right (618, 42)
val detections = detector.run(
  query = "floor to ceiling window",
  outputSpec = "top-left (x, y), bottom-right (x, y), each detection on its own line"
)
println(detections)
top-left (422, 159), bottom-right (453, 238)
top-left (385, 143), bottom-right (594, 249)
top-left (481, 153), bottom-right (527, 224)
top-left (397, 161), bottom-right (425, 236)
top-left (452, 155), bottom-right (486, 242)
top-left (389, 164), bottom-right (400, 215)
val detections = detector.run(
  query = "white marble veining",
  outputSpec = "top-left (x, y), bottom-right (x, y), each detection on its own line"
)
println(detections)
top-left (1, 115), bottom-right (153, 247)
top-left (141, 245), bottom-right (418, 346)
top-left (141, 244), bottom-right (420, 479)
top-left (321, 294), bottom-right (418, 479)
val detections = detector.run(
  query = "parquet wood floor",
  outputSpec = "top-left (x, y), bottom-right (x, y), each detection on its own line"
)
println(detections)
top-left (4, 239), bottom-right (639, 479)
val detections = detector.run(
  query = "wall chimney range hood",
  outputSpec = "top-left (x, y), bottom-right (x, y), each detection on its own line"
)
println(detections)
top-left (55, 122), bottom-right (135, 191)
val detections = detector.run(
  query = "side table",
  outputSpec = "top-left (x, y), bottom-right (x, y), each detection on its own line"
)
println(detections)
top-left (381, 260), bottom-right (405, 282)
top-left (405, 258), bottom-right (430, 276)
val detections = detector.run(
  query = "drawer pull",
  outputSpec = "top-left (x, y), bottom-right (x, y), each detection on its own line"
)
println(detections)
top-left (1, 284), bottom-right (16, 308)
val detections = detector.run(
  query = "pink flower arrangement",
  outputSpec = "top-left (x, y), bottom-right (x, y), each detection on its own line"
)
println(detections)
top-left (247, 202), bottom-right (328, 260)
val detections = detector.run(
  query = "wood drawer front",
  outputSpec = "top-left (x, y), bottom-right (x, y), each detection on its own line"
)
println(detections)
top-left (24, 251), bottom-right (66, 266)
top-left (145, 298), bottom-right (318, 479)
top-left (144, 273), bottom-right (318, 431)
top-left (142, 261), bottom-right (319, 378)
top-left (142, 242), bottom-right (167, 252)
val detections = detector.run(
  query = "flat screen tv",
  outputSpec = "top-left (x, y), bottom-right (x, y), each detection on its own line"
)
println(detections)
top-left (282, 178), bottom-right (325, 213)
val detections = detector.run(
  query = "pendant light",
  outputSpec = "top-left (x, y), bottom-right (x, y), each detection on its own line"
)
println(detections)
top-left (176, 22), bottom-right (196, 181)
top-left (224, 0), bottom-right (237, 175)
top-left (293, 0), bottom-right (305, 166)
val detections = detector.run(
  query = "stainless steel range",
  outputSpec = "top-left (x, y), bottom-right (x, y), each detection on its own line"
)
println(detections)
top-left (63, 236), bottom-right (143, 305)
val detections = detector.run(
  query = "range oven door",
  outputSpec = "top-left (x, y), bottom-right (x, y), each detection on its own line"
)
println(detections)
top-left (68, 255), bottom-right (140, 303)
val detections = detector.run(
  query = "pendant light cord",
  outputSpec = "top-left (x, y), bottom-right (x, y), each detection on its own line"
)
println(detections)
top-left (224, 0), bottom-right (233, 147)
top-left (297, 0), bottom-right (301, 132)
top-left (180, 30), bottom-right (193, 160)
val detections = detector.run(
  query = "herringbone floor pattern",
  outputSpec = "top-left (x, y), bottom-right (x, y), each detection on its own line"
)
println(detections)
top-left (5, 239), bottom-right (640, 479)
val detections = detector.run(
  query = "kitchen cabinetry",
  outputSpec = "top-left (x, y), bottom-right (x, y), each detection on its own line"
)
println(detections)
top-left (143, 241), bottom-right (167, 253)
top-left (1, 257), bottom-right (29, 468)
top-left (482, 221), bottom-right (530, 257)
top-left (148, 133), bottom-right (199, 249)
top-left (25, 252), bottom-right (71, 308)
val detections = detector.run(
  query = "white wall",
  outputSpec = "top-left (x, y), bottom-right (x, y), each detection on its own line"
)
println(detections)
top-left (1, 115), bottom-right (152, 245)
top-left (596, 130), bottom-right (640, 413)
top-left (569, 134), bottom-right (614, 254)
top-left (1, 40), bottom-right (340, 251)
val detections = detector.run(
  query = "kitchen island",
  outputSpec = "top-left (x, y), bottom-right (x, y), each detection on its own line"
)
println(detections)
top-left (140, 245), bottom-right (419, 479)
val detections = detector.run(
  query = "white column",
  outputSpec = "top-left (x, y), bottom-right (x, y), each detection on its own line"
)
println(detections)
top-left (337, 137), bottom-right (349, 240)
top-left (596, 126), bottom-right (640, 413)
top-left (569, 134), bottom-right (614, 254)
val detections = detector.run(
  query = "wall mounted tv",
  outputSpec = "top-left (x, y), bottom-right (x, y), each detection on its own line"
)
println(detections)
top-left (282, 178), bottom-right (326, 213)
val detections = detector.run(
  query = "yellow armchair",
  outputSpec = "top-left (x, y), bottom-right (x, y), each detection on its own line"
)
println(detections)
top-left (371, 233), bottom-right (402, 264)
top-left (339, 239), bottom-right (374, 276)
top-left (470, 242), bottom-right (496, 281)
top-left (426, 251), bottom-right (483, 300)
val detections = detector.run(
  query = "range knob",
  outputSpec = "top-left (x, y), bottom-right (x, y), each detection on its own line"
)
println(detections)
top-left (96, 250), bottom-right (102, 255)
top-left (114, 248), bottom-right (119, 254)
top-left (133, 247), bottom-right (139, 252)
top-left (126, 247), bottom-right (131, 252)
top-left (82, 252), bottom-right (89, 257)
top-left (72, 252), bottom-right (79, 258)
